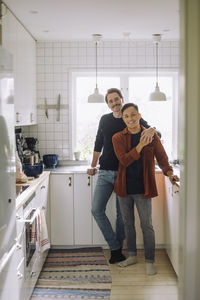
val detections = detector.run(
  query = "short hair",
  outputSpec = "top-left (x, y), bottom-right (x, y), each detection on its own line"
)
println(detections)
top-left (105, 88), bottom-right (123, 103)
top-left (121, 103), bottom-right (139, 114)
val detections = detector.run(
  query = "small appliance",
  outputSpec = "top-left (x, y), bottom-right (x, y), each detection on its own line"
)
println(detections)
top-left (23, 137), bottom-right (40, 164)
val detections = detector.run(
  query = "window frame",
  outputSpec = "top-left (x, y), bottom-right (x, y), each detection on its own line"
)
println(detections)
top-left (70, 69), bottom-right (179, 160)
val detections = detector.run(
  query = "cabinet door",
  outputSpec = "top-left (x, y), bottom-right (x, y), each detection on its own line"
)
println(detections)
top-left (91, 174), bottom-right (117, 246)
top-left (15, 21), bottom-right (36, 126)
top-left (74, 174), bottom-right (92, 245)
top-left (171, 184), bottom-right (179, 276)
top-left (164, 177), bottom-right (179, 276)
top-left (39, 176), bottom-right (50, 238)
top-left (2, 10), bottom-right (36, 126)
top-left (40, 177), bottom-right (49, 209)
top-left (50, 174), bottom-right (74, 245)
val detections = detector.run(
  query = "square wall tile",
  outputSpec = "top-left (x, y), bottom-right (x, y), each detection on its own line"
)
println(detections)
top-left (36, 39), bottom-right (179, 163)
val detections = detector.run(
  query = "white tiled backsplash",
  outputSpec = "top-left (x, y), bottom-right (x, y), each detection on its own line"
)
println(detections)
top-left (22, 39), bottom-right (179, 161)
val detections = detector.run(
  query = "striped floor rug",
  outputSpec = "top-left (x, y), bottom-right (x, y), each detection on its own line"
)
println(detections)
top-left (31, 247), bottom-right (112, 299)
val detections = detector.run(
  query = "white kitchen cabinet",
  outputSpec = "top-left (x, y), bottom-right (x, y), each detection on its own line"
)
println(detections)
top-left (50, 174), bottom-right (74, 245)
top-left (164, 176), bottom-right (179, 276)
top-left (74, 174), bottom-right (92, 245)
top-left (14, 173), bottom-right (50, 300)
top-left (39, 177), bottom-right (49, 215)
top-left (2, 10), bottom-right (36, 126)
top-left (50, 172), bottom-right (166, 248)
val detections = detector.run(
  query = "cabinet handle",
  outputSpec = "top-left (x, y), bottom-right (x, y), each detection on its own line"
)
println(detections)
top-left (16, 112), bottom-right (20, 123)
top-left (88, 176), bottom-right (90, 186)
top-left (17, 271), bottom-right (23, 279)
top-left (16, 243), bottom-right (22, 250)
top-left (41, 185), bottom-right (45, 190)
top-left (30, 112), bottom-right (34, 123)
top-left (31, 271), bottom-right (37, 278)
top-left (68, 176), bottom-right (72, 186)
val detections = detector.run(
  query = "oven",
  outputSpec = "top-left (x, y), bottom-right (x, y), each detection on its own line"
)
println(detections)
top-left (17, 182), bottom-right (49, 299)
top-left (19, 191), bottom-right (42, 299)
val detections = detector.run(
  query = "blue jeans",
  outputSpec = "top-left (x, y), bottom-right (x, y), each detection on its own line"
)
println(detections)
top-left (118, 194), bottom-right (155, 262)
top-left (91, 170), bottom-right (125, 251)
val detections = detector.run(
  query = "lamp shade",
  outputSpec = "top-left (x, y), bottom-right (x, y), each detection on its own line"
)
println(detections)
top-left (88, 34), bottom-right (104, 103)
top-left (88, 87), bottom-right (104, 103)
top-left (149, 34), bottom-right (167, 102)
top-left (149, 84), bottom-right (167, 101)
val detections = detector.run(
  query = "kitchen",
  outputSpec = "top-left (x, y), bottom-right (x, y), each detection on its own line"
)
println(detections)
top-left (0, 0), bottom-right (200, 300)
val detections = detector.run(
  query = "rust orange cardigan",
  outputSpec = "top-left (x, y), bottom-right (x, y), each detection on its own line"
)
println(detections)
top-left (112, 126), bottom-right (173, 198)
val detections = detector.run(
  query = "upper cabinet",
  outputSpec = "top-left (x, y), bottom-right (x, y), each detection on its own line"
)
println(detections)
top-left (2, 10), bottom-right (37, 126)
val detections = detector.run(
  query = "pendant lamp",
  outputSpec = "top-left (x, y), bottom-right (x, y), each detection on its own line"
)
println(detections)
top-left (88, 34), bottom-right (104, 103)
top-left (149, 34), bottom-right (167, 101)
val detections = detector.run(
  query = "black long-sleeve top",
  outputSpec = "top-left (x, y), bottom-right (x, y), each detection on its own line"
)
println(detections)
top-left (94, 113), bottom-right (160, 171)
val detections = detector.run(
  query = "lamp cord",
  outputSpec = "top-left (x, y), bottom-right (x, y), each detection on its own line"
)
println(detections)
top-left (95, 41), bottom-right (98, 88)
top-left (156, 42), bottom-right (158, 87)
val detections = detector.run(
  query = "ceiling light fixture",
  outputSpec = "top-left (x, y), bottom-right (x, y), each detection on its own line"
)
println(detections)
top-left (88, 34), bottom-right (104, 103)
top-left (149, 34), bottom-right (166, 101)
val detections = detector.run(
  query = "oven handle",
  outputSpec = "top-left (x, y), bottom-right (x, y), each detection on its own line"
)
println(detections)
top-left (19, 208), bottom-right (40, 225)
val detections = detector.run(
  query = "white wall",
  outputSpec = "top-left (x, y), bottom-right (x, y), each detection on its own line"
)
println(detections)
top-left (22, 39), bottom-right (179, 160)
top-left (179, 0), bottom-right (200, 299)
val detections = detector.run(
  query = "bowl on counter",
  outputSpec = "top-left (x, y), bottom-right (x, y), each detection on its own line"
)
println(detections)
top-left (43, 154), bottom-right (59, 168)
top-left (23, 162), bottom-right (44, 178)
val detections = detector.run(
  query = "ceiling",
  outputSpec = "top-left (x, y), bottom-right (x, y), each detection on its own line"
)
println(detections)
top-left (3, 0), bottom-right (180, 41)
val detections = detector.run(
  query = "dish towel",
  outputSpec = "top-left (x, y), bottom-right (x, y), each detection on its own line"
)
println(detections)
top-left (39, 208), bottom-right (50, 253)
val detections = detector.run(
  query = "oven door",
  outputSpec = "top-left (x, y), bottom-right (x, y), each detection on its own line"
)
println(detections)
top-left (24, 208), bottom-right (40, 268)
top-left (19, 208), bottom-right (40, 268)
top-left (21, 208), bottom-right (42, 299)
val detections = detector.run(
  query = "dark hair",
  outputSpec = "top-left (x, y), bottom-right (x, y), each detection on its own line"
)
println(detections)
top-left (121, 103), bottom-right (138, 114)
top-left (105, 88), bottom-right (123, 103)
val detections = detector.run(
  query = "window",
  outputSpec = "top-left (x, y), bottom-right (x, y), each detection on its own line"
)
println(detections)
top-left (72, 74), bottom-right (120, 160)
top-left (71, 71), bottom-right (178, 161)
top-left (129, 75), bottom-right (175, 159)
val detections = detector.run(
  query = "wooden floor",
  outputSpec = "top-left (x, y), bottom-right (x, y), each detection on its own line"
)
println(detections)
top-left (103, 249), bottom-right (178, 300)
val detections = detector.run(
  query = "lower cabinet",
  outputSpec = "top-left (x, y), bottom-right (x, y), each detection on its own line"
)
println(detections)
top-left (15, 174), bottom-right (50, 300)
top-left (74, 174), bottom-right (92, 245)
top-left (50, 172), bottom-right (165, 248)
top-left (50, 173), bottom-right (117, 247)
top-left (50, 174), bottom-right (74, 245)
top-left (164, 176), bottom-right (180, 276)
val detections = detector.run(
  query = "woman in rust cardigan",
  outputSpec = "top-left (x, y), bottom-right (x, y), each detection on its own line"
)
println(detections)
top-left (112, 102), bottom-right (179, 275)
